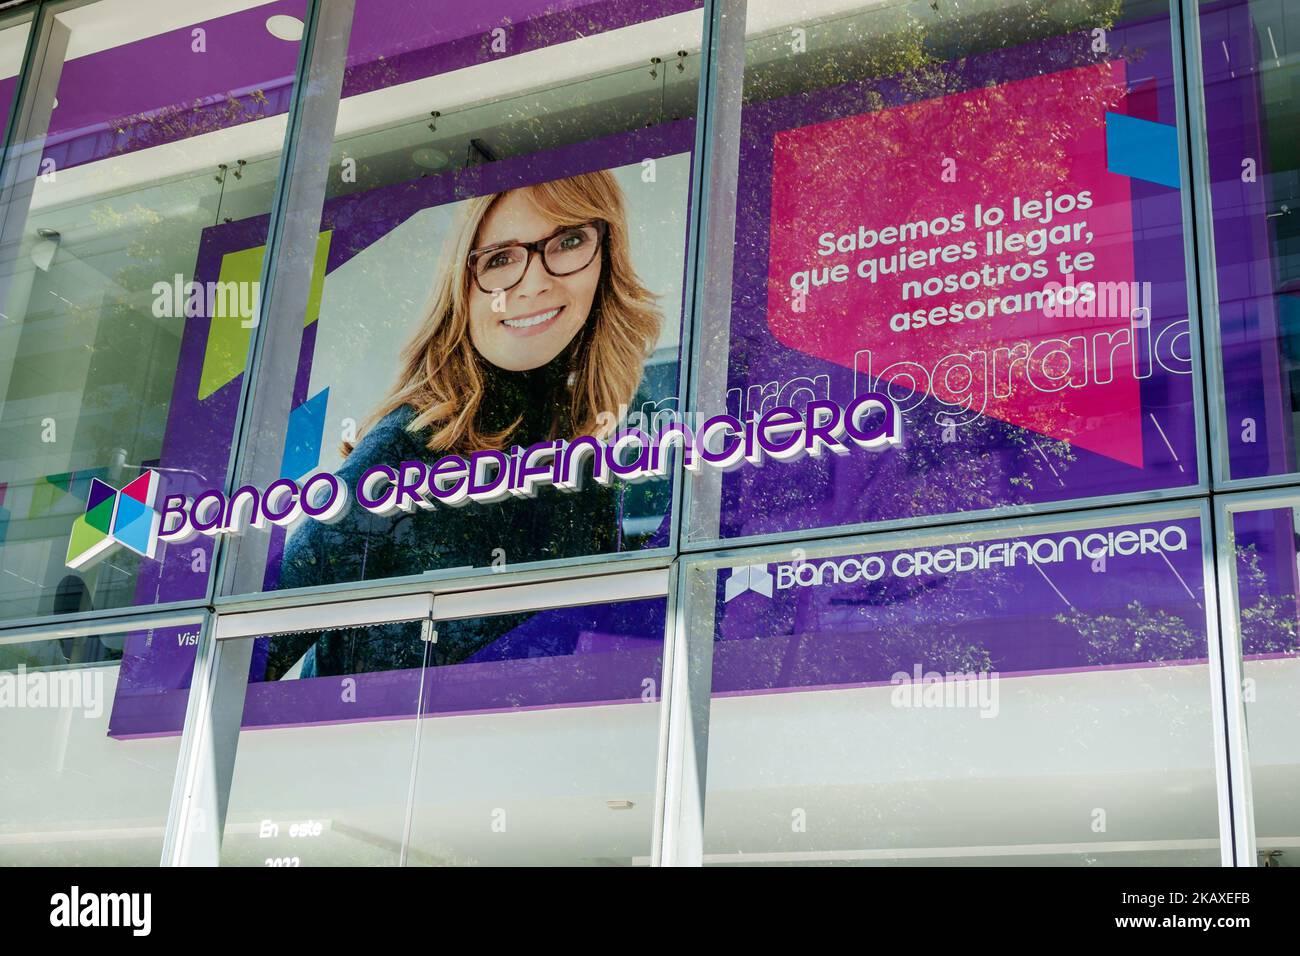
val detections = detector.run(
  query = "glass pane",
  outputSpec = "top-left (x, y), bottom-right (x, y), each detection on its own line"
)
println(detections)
top-left (691, 509), bottom-right (1220, 864)
top-left (0, 619), bottom-right (203, 865)
top-left (220, 619), bottom-right (428, 867)
top-left (689, 0), bottom-right (1200, 545)
top-left (219, 0), bottom-right (702, 598)
top-left (0, 0), bottom-right (305, 621)
top-left (406, 598), bottom-right (666, 866)
top-left (1199, 0), bottom-right (1300, 479)
top-left (1225, 504), bottom-right (1300, 864)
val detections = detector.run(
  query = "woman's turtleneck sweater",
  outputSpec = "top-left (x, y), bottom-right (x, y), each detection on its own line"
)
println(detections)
top-left (268, 349), bottom-right (621, 678)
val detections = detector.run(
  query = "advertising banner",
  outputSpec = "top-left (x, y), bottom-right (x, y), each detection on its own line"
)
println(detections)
top-left (714, 16), bottom-right (1201, 541)
top-left (712, 515), bottom-right (1210, 697)
top-left (106, 120), bottom-right (695, 736)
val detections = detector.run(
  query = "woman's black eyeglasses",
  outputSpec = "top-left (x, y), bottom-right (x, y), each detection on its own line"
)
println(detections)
top-left (467, 219), bottom-right (607, 294)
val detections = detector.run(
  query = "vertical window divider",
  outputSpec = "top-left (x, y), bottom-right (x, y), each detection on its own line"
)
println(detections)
top-left (657, 0), bottom-right (746, 866)
top-left (1212, 494), bottom-right (1265, 866)
top-left (1173, 0), bottom-right (1253, 865)
top-left (1176, 0), bottom-right (1232, 491)
top-left (675, 0), bottom-right (746, 553)
top-left (208, 0), bottom-right (355, 601)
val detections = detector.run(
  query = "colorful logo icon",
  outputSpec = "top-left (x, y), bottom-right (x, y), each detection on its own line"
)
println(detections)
top-left (65, 471), bottom-right (162, 570)
top-left (723, 564), bottom-right (773, 602)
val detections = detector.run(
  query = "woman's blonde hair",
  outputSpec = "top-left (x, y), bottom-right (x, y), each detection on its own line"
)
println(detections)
top-left (344, 170), bottom-right (662, 457)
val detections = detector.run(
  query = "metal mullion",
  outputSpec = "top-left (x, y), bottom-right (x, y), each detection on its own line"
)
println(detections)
top-left (159, 609), bottom-right (217, 866)
top-left (0, 605), bottom-right (204, 645)
top-left (655, 553), bottom-right (713, 866)
top-left (205, 0), bottom-right (343, 604)
top-left (206, 549), bottom-right (673, 615)
top-left (1210, 494), bottom-right (1256, 864)
top-left (161, 612), bottom-right (254, 866)
top-left (1198, 495), bottom-right (1242, 865)
top-left (215, 591), bottom-right (432, 641)
top-left (431, 568), bottom-right (667, 622)
top-left (1177, 0), bottom-right (1233, 489)
top-left (0, 598), bottom-right (211, 637)
top-left (676, 0), bottom-right (746, 554)
top-left (650, 559), bottom-right (679, 865)
top-left (1169, 0), bottom-right (1213, 499)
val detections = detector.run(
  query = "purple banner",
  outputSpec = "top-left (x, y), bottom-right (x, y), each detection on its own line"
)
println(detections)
top-left (17, 0), bottom-right (700, 172)
top-left (715, 14), bottom-right (1202, 541)
top-left (712, 515), bottom-right (1208, 697)
top-left (109, 120), bottom-right (693, 736)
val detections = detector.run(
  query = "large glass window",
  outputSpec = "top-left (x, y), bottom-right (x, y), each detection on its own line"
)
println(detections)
top-left (217, 580), bottom-right (667, 865)
top-left (405, 599), bottom-right (665, 866)
top-left (683, 504), bottom-right (1223, 864)
top-left (0, 613), bottom-right (206, 865)
top-left (1218, 496), bottom-right (1300, 866)
top-left (218, 0), bottom-right (703, 599)
top-left (1198, 0), bottom-right (1300, 481)
top-left (221, 618), bottom-right (429, 867)
top-left (0, 0), bottom-right (306, 621)
top-left (688, 0), bottom-right (1202, 546)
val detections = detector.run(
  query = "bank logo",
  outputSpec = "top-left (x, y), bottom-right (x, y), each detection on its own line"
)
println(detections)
top-left (65, 471), bottom-right (161, 570)
top-left (723, 563), bottom-right (773, 602)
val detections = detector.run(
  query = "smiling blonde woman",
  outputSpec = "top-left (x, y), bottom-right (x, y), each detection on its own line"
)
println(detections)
top-left (268, 169), bottom-right (666, 678)
top-left (344, 168), bottom-right (662, 458)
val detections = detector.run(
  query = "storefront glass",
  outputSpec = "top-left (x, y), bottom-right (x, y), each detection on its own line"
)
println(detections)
top-left (216, 0), bottom-right (702, 599)
top-left (685, 504), bottom-right (1223, 864)
top-left (1219, 497), bottom-right (1300, 865)
top-left (0, 0), bottom-right (305, 621)
top-left (0, 612), bottom-right (206, 865)
top-left (218, 587), bottom-right (667, 866)
top-left (688, 0), bottom-right (1203, 546)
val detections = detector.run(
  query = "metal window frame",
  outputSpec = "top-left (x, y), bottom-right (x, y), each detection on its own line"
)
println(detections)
top-left (162, 566), bottom-right (670, 866)
top-left (677, 0), bottom-right (1214, 556)
top-left (1209, 485), bottom-right (1300, 868)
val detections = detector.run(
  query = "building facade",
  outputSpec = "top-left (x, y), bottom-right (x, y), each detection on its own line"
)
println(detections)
top-left (0, 0), bottom-right (1295, 866)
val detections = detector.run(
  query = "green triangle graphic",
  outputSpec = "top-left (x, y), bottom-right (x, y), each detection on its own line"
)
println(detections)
top-left (84, 497), bottom-right (114, 535)
top-left (66, 514), bottom-right (106, 562)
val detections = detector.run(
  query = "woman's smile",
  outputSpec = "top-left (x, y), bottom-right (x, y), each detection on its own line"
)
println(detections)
top-left (469, 191), bottom-right (599, 370)
top-left (501, 305), bottom-right (564, 335)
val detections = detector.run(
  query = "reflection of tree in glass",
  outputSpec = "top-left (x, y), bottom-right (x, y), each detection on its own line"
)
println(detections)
top-left (1234, 545), bottom-right (1300, 657)
top-left (104, 90), bottom-right (280, 157)
top-left (735, 562), bottom-right (1011, 690)
top-left (1054, 599), bottom-right (1201, 664)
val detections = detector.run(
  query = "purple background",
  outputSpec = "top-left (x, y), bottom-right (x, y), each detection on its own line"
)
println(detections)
top-left (1201, 0), bottom-right (1298, 479)
top-left (715, 15), bottom-right (1201, 541)
top-left (713, 516), bottom-right (1211, 695)
top-left (109, 119), bottom-right (695, 735)
top-left (8, 0), bottom-right (701, 172)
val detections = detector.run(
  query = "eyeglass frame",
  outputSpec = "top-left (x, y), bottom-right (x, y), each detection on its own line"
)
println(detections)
top-left (466, 219), bottom-right (608, 294)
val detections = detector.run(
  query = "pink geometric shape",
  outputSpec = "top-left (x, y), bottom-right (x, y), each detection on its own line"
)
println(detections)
top-left (766, 61), bottom-right (1144, 466)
